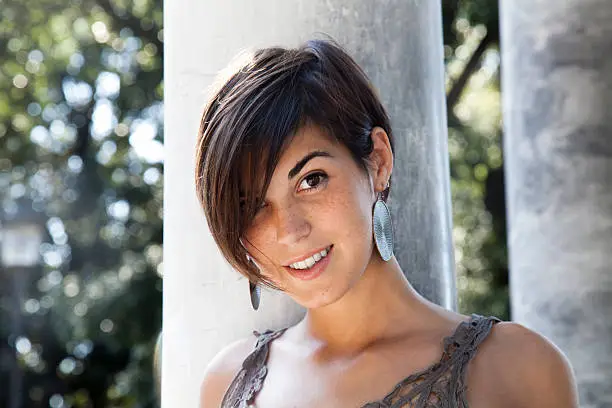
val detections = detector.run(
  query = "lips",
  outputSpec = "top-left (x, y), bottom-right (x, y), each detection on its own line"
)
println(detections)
top-left (283, 245), bottom-right (332, 267)
top-left (283, 245), bottom-right (333, 281)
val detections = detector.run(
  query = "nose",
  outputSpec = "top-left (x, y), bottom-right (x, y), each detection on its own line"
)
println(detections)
top-left (274, 202), bottom-right (311, 246)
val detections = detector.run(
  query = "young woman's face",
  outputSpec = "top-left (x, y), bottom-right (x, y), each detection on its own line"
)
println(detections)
top-left (242, 123), bottom-right (391, 309)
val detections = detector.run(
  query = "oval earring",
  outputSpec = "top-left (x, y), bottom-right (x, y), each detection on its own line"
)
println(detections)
top-left (372, 184), bottom-right (394, 261)
top-left (246, 253), bottom-right (261, 310)
top-left (249, 281), bottom-right (261, 311)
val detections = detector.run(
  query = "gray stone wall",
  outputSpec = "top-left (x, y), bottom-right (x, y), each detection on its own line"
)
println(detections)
top-left (500, 1), bottom-right (612, 405)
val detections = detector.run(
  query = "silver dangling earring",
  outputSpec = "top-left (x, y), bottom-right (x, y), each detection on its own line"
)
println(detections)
top-left (373, 182), bottom-right (394, 261)
top-left (246, 253), bottom-right (261, 310)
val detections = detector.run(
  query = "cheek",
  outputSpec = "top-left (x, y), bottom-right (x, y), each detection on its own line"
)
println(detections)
top-left (242, 220), bottom-right (294, 288)
top-left (338, 180), bottom-right (377, 278)
top-left (322, 178), bottom-right (374, 250)
top-left (241, 175), bottom-right (374, 286)
top-left (242, 223), bottom-right (275, 263)
top-left (240, 218), bottom-right (270, 265)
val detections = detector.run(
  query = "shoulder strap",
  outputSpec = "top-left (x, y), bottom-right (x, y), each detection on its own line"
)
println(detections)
top-left (221, 328), bottom-right (286, 408)
top-left (443, 314), bottom-right (501, 354)
top-left (447, 314), bottom-right (501, 405)
top-left (372, 314), bottom-right (501, 408)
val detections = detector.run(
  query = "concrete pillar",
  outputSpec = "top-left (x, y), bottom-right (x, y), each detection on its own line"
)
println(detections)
top-left (163, 1), bottom-right (454, 407)
top-left (500, 1), bottom-right (612, 406)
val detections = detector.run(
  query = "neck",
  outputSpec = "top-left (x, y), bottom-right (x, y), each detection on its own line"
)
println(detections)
top-left (294, 254), bottom-right (441, 356)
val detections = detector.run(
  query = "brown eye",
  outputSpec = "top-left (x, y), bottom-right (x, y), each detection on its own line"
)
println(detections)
top-left (298, 172), bottom-right (327, 192)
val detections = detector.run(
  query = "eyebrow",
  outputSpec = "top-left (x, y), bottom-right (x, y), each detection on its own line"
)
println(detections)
top-left (288, 150), bottom-right (333, 180)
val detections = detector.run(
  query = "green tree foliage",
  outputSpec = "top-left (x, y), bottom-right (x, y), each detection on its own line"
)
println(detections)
top-left (443, 0), bottom-right (509, 319)
top-left (0, 0), bottom-right (163, 406)
top-left (0, 0), bottom-right (507, 407)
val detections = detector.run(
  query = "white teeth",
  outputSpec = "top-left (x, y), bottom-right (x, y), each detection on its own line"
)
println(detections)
top-left (289, 246), bottom-right (331, 270)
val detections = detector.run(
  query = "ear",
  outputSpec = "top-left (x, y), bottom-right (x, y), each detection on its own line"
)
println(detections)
top-left (368, 127), bottom-right (393, 194)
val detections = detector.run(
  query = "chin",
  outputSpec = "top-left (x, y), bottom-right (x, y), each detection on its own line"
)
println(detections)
top-left (300, 293), bottom-right (342, 310)
top-left (279, 244), bottom-right (371, 309)
top-left (293, 274), bottom-right (361, 310)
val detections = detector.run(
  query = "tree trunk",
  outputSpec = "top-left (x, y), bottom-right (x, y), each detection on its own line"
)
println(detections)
top-left (500, 1), bottom-right (612, 406)
top-left (163, 1), bottom-right (454, 406)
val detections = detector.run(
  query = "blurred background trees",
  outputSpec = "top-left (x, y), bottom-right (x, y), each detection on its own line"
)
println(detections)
top-left (1, 0), bottom-right (162, 406)
top-left (0, 0), bottom-right (505, 406)
top-left (442, 0), bottom-right (508, 319)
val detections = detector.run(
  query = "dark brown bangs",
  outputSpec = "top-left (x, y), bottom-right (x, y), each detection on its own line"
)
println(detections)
top-left (235, 116), bottom-right (302, 234)
top-left (197, 49), bottom-right (307, 287)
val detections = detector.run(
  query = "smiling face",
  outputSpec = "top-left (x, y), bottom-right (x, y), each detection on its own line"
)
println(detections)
top-left (241, 123), bottom-right (391, 309)
top-left (195, 41), bottom-right (396, 299)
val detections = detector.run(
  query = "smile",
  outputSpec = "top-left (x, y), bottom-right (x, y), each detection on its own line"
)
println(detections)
top-left (283, 245), bottom-right (333, 281)
top-left (288, 246), bottom-right (331, 270)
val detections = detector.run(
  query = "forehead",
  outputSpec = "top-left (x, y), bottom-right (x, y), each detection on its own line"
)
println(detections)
top-left (275, 123), bottom-right (338, 166)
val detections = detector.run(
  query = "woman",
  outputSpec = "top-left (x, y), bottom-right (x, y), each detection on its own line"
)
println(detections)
top-left (195, 39), bottom-right (578, 407)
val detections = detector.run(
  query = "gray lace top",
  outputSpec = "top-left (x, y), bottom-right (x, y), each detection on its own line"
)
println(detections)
top-left (221, 313), bottom-right (501, 408)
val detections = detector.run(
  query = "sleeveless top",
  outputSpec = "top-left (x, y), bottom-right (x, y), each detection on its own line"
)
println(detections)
top-left (221, 314), bottom-right (502, 408)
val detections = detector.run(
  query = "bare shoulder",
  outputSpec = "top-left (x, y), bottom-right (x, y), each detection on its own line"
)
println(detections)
top-left (199, 335), bottom-right (257, 408)
top-left (468, 320), bottom-right (579, 408)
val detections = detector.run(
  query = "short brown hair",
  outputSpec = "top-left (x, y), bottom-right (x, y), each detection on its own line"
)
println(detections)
top-left (195, 39), bottom-right (393, 288)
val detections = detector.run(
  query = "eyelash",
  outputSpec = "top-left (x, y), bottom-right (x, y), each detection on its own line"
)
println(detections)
top-left (246, 171), bottom-right (328, 214)
top-left (297, 171), bottom-right (328, 193)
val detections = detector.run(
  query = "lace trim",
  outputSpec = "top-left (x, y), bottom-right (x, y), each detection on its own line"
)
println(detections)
top-left (361, 314), bottom-right (501, 408)
top-left (221, 315), bottom-right (501, 408)
top-left (220, 329), bottom-right (286, 408)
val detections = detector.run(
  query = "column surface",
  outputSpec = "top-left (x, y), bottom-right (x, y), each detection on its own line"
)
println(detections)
top-left (163, 1), bottom-right (453, 406)
top-left (501, 1), bottom-right (612, 405)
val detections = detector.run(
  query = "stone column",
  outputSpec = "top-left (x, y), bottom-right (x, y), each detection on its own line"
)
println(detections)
top-left (163, 1), bottom-right (454, 406)
top-left (500, 1), bottom-right (612, 406)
